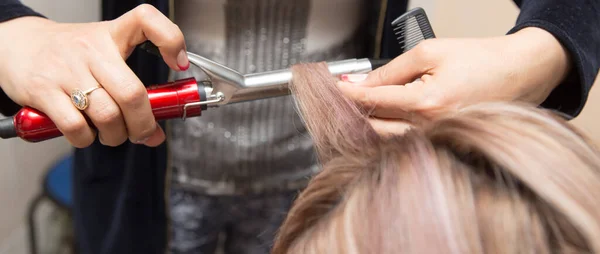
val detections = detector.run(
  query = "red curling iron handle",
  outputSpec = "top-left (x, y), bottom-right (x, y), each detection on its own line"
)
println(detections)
top-left (0, 78), bottom-right (206, 142)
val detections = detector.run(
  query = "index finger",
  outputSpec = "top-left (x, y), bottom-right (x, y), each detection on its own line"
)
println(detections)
top-left (109, 4), bottom-right (189, 71)
top-left (357, 40), bottom-right (438, 87)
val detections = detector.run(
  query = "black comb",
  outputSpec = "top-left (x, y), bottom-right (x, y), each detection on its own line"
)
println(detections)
top-left (391, 7), bottom-right (436, 53)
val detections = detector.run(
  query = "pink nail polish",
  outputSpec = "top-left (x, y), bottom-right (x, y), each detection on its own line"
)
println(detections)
top-left (177, 50), bottom-right (189, 71)
top-left (340, 74), bottom-right (349, 82)
top-left (178, 62), bottom-right (190, 71)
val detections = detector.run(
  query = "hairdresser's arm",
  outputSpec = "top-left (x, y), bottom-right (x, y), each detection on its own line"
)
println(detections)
top-left (0, 1), bottom-right (189, 147)
top-left (509, 0), bottom-right (599, 117)
top-left (0, 0), bottom-right (43, 116)
top-left (338, 0), bottom-right (599, 128)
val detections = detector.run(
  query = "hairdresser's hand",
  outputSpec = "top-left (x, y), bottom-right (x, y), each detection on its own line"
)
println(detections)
top-left (0, 4), bottom-right (188, 148)
top-left (338, 27), bottom-right (570, 134)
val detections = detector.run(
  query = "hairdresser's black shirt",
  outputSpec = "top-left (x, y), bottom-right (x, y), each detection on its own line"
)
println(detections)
top-left (1, 0), bottom-right (599, 253)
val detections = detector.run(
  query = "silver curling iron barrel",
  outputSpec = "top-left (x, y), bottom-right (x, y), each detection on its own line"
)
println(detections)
top-left (140, 41), bottom-right (390, 107)
top-left (229, 58), bottom-right (390, 104)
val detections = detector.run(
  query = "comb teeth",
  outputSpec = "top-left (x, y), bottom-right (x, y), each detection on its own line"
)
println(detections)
top-left (391, 7), bottom-right (436, 53)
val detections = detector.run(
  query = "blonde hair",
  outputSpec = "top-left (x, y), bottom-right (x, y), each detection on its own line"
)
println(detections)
top-left (272, 63), bottom-right (600, 253)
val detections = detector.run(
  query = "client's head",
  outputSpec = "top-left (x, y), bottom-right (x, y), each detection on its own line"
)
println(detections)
top-left (273, 63), bottom-right (600, 253)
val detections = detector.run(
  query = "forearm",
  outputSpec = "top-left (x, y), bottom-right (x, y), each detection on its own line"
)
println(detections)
top-left (510, 0), bottom-right (600, 118)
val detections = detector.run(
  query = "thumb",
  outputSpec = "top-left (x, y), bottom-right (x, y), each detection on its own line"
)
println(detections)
top-left (347, 41), bottom-right (437, 87)
top-left (109, 4), bottom-right (189, 71)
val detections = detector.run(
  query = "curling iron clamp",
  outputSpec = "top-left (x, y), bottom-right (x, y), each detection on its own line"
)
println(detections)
top-left (0, 42), bottom-right (390, 143)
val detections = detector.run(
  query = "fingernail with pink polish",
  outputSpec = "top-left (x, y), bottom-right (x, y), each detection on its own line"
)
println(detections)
top-left (341, 74), bottom-right (368, 83)
top-left (177, 50), bottom-right (189, 71)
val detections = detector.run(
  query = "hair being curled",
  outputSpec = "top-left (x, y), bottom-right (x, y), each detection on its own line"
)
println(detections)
top-left (272, 62), bottom-right (600, 254)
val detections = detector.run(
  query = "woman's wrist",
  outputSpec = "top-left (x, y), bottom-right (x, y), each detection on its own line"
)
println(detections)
top-left (504, 27), bottom-right (572, 103)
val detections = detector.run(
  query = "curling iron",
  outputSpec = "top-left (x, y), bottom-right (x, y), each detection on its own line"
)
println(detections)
top-left (0, 6), bottom-right (437, 143)
top-left (0, 42), bottom-right (390, 143)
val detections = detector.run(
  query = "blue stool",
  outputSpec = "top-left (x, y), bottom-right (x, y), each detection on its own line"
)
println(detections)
top-left (27, 155), bottom-right (73, 254)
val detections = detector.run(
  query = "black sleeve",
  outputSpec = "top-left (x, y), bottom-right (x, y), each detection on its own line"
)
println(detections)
top-left (0, 0), bottom-right (45, 116)
top-left (0, 0), bottom-right (44, 23)
top-left (509, 0), bottom-right (600, 118)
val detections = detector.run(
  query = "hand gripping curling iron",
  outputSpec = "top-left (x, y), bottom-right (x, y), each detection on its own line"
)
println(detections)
top-left (0, 42), bottom-right (390, 143)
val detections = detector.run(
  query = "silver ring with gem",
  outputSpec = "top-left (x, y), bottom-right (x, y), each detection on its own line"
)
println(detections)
top-left (71, 86), bottom-right (101, 110)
